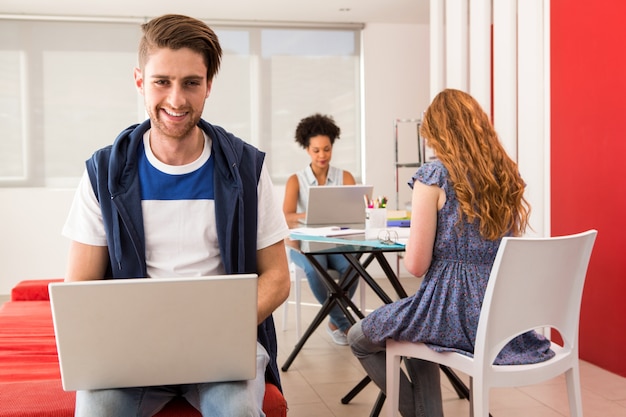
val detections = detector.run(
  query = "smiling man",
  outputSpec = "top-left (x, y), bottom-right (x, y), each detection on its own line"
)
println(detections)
top-left (61, 14), bottom-right (290, 417)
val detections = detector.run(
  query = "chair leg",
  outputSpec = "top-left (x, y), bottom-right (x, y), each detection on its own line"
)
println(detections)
top-left (281, 301), bottom-right (288, 332)
top-left (283, 262), bottom-right (305, 338)
top-left (469, 377), bottom-right (474, 417)
top-left (565, 366), bottom-right (584, 417)
top-left (281, 267), bottom-right (293, 332)
top-left (295, 265), bottom-right (302, 338)
top-left (359, 277), bottom-right (367, 313)
top-left (471, 377), bottom-right (491, 417)
top-left (469, 377), bottom-right (495, 417)
top-left (385, 350), bottom-right (403, 417)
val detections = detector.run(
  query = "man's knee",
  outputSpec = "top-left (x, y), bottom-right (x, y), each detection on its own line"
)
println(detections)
top-left (75, 388), bottom-right (142, 417)
top-left (196, 381), bottom-right (263, 417)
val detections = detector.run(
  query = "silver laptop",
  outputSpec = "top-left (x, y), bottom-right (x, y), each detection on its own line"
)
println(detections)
top-left (49, 274), bottom-right (258, 391)
top-left (299, 184), bottom-right (374, 226)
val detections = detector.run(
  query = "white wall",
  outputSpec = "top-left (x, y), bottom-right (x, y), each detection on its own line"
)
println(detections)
top-left (0, 188), bottom-right (74, 293)
top-left (0, 22), bottom-right (429, 295)
top-left (361, 23), bottom-right (430, 281)
top-left (362, 23), bottom-right (430, 208)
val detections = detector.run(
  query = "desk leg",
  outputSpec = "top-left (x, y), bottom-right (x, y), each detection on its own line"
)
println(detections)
top-left (369, 391), bottom-right (386, 417)
top-left (339, 378), bottom-right (385, 417)
top-left (281, 254), bottom-right (364, 371)
top-left (373, 252), bottom-right (408, 298)
top-left (343, 254), bottom-right (394, 304)
top-left (307, 254), bottom-right (365, 324)
top-left (440, 365), bottom-right (470, 399)
top-left (341, 375), bottom-right (371, 404)
top-left (281, 297), bottom-right (334, 371)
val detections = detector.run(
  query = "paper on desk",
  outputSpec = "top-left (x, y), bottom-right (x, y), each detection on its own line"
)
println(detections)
top-left (291, 234), bottom-right (405, 249)
top-left (290, 226), bottom-right (365, 237)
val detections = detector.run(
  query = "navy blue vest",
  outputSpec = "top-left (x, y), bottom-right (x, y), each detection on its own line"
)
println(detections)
top-left (85, 119), bottom-right (282, 391)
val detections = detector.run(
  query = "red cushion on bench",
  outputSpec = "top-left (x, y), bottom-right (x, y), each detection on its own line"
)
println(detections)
top-left (0, 301), bottom-right (60, 382)
top-left (1, 282), bottom-right (288, 417)
top-left (10, 279), bottom-right (63, 301)
top-left (0, 380), bottom-right (75, 417)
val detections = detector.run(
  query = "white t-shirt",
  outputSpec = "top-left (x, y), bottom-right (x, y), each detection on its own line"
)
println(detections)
top-left (62, 130), bottom-right (289, 277)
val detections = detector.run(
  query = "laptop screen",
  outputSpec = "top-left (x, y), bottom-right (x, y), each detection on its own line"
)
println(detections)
top-left (49, 275), bottom-right (258, 391)
top-left (302, 185), bottom-right (374, 226)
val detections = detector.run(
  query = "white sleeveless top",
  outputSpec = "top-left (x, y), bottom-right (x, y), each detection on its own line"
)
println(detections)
top-left (295, 165), bottom-right (344, 212)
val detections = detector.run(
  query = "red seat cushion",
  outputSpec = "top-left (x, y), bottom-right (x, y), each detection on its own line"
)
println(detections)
top-left (0, 301), bottom-right (60, 383)
top-left (0, 283), bottom-right (287, 417)
top-left (0, 380), bottom-right (75, 417)
top-left (10, 279), bottom-right (63, 301)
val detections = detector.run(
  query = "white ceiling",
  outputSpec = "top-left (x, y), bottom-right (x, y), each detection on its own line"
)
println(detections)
top-left (0, 0), bottom-right (428, 25)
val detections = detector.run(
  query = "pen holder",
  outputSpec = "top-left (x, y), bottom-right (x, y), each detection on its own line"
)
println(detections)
top-left (365, 208), bottom-right (387, 239)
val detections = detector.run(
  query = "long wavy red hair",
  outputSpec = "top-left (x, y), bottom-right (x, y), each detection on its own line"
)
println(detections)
top-left (420, 89), bottom-right (530, 239)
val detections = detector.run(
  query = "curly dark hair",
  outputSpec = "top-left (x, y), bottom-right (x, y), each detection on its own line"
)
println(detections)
top-left (294, 113), bottom-right (341, 149)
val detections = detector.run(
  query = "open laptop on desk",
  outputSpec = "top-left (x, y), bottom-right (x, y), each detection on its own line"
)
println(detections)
top-left (49, 274), bottom-right (258, 391)
top-left (298, 184), bottom-right (374, 227)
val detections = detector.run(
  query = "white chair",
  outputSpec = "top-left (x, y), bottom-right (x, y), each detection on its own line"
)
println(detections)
top-left (282, 248), bottom-right (367, 338)
top-left (386, 230), bottom-right (597, 417)
top-left (281, 260), bottom-right (308, 338)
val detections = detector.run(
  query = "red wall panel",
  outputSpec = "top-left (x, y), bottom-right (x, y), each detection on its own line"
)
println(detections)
top-left (551, 0), bottom-right (626, 377)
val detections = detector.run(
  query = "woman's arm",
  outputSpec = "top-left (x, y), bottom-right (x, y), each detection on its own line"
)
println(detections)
top-left (403, 181), bottom-right (445, 278)
top-left (343, 170), bottom-right (356, 185)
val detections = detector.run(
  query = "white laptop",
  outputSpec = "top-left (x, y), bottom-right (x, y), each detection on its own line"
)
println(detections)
top-left (49, 274), bottom-right (258, 391)
top-left (299, 184), bottom-right (374, 226)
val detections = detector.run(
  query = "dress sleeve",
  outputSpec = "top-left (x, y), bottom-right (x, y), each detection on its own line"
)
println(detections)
top-left (408, 160), bottom-right (447, 189)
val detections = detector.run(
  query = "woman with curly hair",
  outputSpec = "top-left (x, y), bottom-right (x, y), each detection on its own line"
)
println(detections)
top-left (283, 113), bottom-right (357, 345)
top-left (347, 89), bottom-right (554, 417)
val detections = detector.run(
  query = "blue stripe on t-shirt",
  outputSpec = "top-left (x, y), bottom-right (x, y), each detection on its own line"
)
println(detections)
top-left (138, 142), bottom-right (214, 201)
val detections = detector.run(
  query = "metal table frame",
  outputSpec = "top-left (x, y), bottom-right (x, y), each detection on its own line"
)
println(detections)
top-left (281, 237), bottom-right (472, 416)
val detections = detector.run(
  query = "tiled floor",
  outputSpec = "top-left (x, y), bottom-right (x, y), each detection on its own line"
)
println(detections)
top-left (275, 274), bottom-right (626, 417)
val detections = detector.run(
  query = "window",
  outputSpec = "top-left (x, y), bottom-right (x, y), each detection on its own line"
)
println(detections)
top-left (0, 18), bottom-right (362, 187)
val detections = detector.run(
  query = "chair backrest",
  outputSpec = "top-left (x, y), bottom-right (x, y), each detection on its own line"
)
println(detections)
top-left (475, 230), bottom-right (597, 366)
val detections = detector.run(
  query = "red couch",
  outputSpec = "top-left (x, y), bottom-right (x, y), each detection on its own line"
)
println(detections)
top-left (0, 279), bottom-right (287, 417)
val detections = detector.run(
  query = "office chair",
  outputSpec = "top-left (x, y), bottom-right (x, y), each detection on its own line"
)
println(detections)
top-left (386, 230), bottom-right (597, 417)
top-left (281, 260), bottom-right (310, 338)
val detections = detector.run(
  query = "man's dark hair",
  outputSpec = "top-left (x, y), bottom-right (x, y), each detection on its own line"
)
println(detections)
top-left (138, 14), bottom-right (222, 80)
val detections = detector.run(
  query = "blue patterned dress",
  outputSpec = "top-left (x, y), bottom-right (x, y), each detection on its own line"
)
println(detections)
top-left (361, 161), bottom-right (554, 365)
